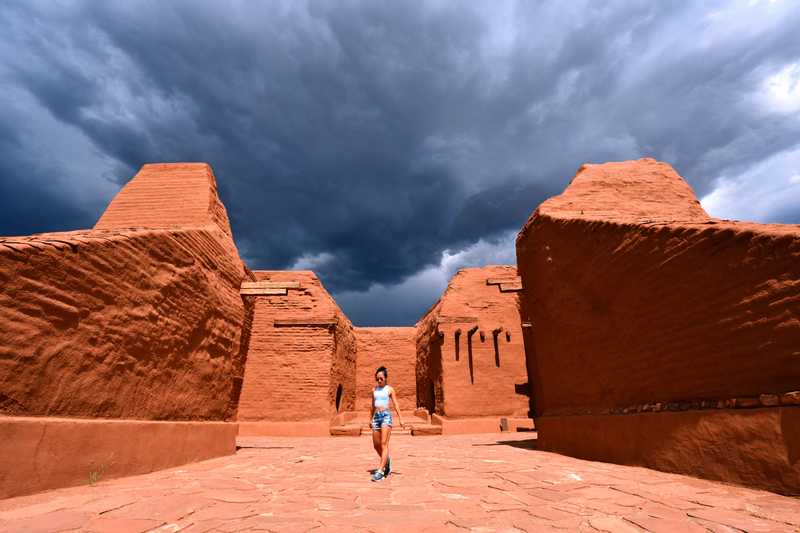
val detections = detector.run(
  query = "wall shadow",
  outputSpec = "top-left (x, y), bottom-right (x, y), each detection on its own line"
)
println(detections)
top-left (472, 437), bottom-right (539, 451)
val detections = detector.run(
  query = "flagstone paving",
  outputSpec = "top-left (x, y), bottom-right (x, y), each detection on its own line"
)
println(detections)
top-left (1, 433), bottom-right (799, 532)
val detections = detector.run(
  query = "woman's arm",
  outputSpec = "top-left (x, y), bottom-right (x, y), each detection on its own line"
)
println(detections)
top-left (389, 387), bottom-right (404, 428)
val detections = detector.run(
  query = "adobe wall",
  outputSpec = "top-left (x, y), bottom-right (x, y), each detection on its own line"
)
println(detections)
top-left (355, 327), bottom-right (416, 413)
top-left (0, 163), bottom-right (246, 497)
top-left (416, 266), bottom-right (530, 418)
top-left (516, 157), bottom-right (800, 494)
top-left (0, 163), bottom-right (247, 420)
top-left (237, 271), bottom-right (357, 430)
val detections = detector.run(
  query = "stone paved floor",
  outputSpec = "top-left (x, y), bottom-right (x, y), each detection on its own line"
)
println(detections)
top-left (1, 433), bottom-right (799, 532)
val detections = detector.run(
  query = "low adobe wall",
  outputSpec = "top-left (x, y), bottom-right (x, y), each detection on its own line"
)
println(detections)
top-left (355, 327), bottom-right (416, 413)
top-left (536, 408), bottom-right (800, 495)
top-left (516, 158), bottom-right (800, 494)
top-left (0, 417), bottom-right (237, 499)
top-left (430, 414), bottom-right (535, 435)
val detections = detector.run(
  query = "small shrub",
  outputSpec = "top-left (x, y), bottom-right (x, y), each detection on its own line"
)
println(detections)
top-left (88, 464), bottom-right (106, 486)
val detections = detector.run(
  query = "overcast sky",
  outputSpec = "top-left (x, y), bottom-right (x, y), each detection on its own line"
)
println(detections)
top-left (1, 1), bottom-right (799, 325)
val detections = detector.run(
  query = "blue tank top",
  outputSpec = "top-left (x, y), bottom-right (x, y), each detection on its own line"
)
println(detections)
top-left (373, 386), bottom-right (390, 408)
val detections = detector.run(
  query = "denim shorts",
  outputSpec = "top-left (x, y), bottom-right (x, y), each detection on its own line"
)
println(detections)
top-left (371, 409), bottom-right (393, 430)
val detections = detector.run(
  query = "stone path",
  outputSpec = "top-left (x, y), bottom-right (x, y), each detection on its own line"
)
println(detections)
top-left (1, 433), bottom-right (799, 532)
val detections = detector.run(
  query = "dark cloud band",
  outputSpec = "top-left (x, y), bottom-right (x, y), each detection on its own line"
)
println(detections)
top-left (1, 0), bottom-right (799, 323)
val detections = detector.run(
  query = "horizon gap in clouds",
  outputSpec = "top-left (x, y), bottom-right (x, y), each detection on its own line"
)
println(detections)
top-left (1, 0), bottom-right (799, 325)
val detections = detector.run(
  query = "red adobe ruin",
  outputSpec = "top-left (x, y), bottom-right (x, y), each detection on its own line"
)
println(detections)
top-left (516, 158), bottom-right (800, 495)
top-left (416, 266), bottom-right (533, 433)
top-left (0, 163), bottom-right (536, 497)
top-left (236, 270), bottom-right (357, 436)
top-left (3, 157), bottom-right (796, 499)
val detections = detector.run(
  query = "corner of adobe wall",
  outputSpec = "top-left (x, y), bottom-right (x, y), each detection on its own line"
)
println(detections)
top-left (415, 293), bottom-right (445, 415)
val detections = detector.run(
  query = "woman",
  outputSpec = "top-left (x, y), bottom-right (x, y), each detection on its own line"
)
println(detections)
top-left (370, 365), bottom-right (404, 481)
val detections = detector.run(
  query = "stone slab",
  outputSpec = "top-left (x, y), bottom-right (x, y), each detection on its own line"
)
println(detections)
top-left (330, 425), bottom-right (362, 437)
top-left (239, 287), bottom-right (288, 295)
top-left (240, 280), bottom-right (301, 289)
top-left (410, 424), bottom-right (442, 436)
top-left (272, 317), bottom-right (338, 327)
top-left (436, 316), bottom-right (479, 324)
top-left (486, 277), bottom-right (521, 285)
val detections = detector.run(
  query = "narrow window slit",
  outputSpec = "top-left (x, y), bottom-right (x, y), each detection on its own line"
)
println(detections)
top-left (493, 327), bottom-right (503, 367)
top-left (467, 325), bottom-right (478, 384)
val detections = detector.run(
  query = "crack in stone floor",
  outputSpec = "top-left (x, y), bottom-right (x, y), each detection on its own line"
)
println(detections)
top-left (1, 433), bottom-right (798, 532)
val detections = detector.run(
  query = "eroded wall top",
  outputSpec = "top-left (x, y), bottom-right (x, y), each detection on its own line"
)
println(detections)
top-left (95, 163), bottom-right (234, 237)
top-left (531, 158), bottom-right (710, 225)
top-left (247, 270), bottom-right (345, 321)
top-left (434, 265), bottom-right (521, 319)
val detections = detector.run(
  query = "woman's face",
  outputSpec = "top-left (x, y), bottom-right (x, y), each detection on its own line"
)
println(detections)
top-left (375, 372), bottom-right (386, 386)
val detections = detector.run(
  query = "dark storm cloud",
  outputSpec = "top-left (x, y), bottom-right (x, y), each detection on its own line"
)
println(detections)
top-left (0, 121), bottom-right (94, 235)
top-left (770, 204), bottom-right (800, 224)
top-left (1, 0), bottom-right (799, 323)
top-left (0, 78), bottom-right (112, 234)
top-left (449, 181), bottom-right (557, 243)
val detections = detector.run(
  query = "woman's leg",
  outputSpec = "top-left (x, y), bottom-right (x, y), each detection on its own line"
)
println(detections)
top-left (372, 429), bottom-right (382, 464)
top-left (379, 425), bottom-right (391, 471)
